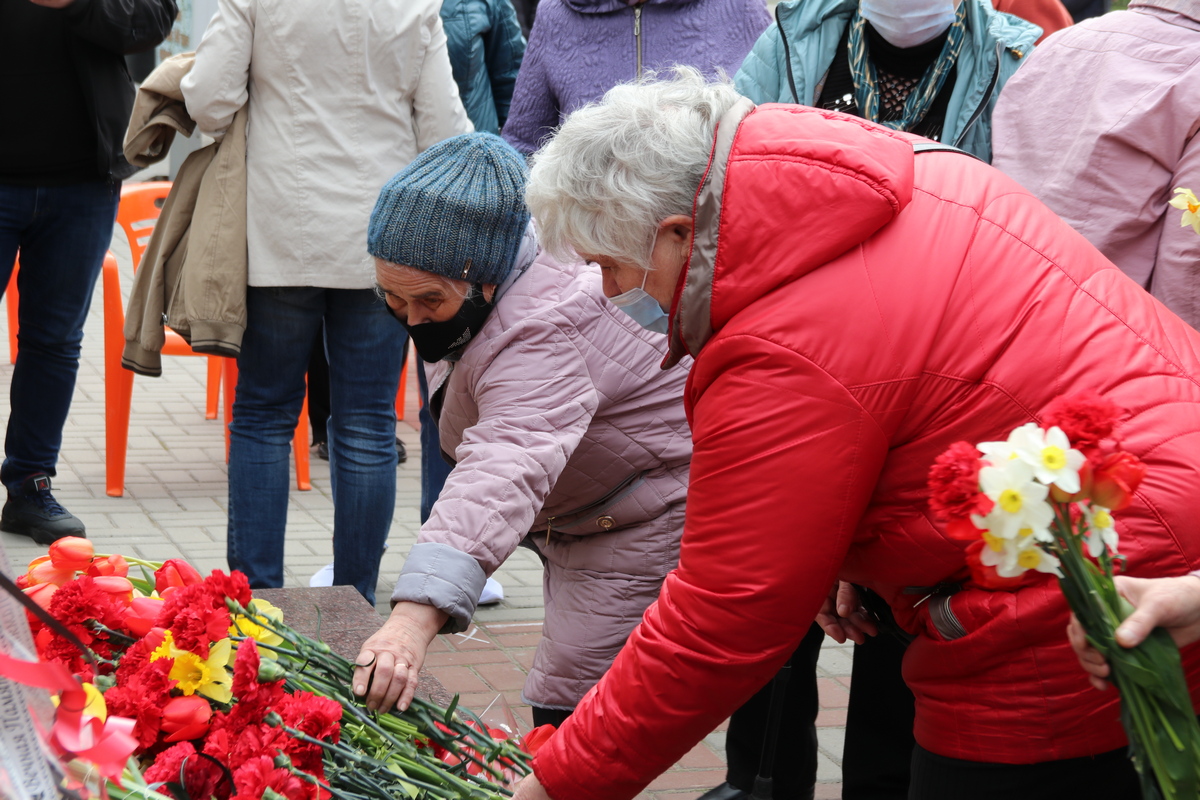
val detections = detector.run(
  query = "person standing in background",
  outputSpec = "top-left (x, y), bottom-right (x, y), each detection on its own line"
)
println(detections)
top-left (182, 0), bottom-right (472, 605)
top-left (0, 0), bottom-right (177, 545)
top-left (992, 0), bottom-right (1200, 331)
top-left (501, 0), bottom-right (770, 156)
top-left (421, 0), bottom-right (526, 519)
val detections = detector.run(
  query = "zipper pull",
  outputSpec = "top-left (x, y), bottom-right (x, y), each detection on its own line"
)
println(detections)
top-left (634, 6), bottom-right (641, 35)
top-left (545, 518), bottom-right (554, 547)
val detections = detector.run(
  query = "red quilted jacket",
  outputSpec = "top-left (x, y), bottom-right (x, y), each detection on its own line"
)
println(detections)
top-left (532, 101), bottom-right (1200, 799)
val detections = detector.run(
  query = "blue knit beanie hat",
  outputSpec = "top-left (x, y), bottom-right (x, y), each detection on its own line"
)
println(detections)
top-left (368, 133), bottom-right (531, 285)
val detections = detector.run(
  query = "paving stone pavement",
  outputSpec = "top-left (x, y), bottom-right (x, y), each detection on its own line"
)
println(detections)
top-left (0, 218), bottom-right (849, 799)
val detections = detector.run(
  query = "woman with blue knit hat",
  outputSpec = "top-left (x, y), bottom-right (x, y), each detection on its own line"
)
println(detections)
top-left (350, 133), bottom-right (693, 725)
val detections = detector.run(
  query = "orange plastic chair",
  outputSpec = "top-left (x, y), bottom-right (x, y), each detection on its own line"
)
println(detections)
top-left (221, 358), bottom-right (311, 492)
top-left (6, 260), bottom-right (18, 364)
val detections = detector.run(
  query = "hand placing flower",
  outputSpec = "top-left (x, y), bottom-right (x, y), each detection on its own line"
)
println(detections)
top-left (1169, 187), bottom-right (1200, 235)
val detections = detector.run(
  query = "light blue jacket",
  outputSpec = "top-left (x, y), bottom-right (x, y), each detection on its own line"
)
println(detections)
top-left (734, 0), bottom-right (1040, 162)
top-left (442, 0), bottom-right (527, 136)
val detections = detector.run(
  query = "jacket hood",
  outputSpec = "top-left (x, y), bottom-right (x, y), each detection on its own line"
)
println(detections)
top-left (666, 101), bottom-right (915, 367)
top-left (563, 0), bottom-right (698, 13)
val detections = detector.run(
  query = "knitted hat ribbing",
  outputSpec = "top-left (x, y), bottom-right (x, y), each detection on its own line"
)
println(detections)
top-left (367, 133), bottom-right (531, 286)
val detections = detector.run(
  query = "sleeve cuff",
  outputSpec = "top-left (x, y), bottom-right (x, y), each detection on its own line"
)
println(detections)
top-left (391, 542), bottom-right (487, 634)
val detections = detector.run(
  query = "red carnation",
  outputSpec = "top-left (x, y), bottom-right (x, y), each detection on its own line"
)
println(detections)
top-left (154, 582), bottom-right (230, 657)
top-left (231, 756), bottom-right (307, 800)
top-left (1041, 391), bottom-right (1122, 452)
top-left (41, 576), bottom-right (126, 672)
top-left (205, 569), bottom-right (252, 607)
top-left (105, 657), bottom-right (174, 750)
top-left (144, 742), bottom-right (229, 800)
top-left (927, 442), bottom-right (992, 523)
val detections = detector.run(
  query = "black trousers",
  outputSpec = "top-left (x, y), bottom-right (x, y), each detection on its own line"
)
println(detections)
top-left (909, 744), bottom-right (1139, 800)
top-left (724, 622), bottom-right (825, 799)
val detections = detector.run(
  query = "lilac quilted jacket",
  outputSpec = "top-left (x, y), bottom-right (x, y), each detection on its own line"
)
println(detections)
top-left (501, 0), bottom-right (770, 153)
top-left (392, 247), bottom-right (692, 709)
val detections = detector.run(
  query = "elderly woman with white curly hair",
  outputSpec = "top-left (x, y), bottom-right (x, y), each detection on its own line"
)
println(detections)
top-left (510, 70), bottom-right (1200, 800)
top-left (349, 132), bottom-right (693, 730)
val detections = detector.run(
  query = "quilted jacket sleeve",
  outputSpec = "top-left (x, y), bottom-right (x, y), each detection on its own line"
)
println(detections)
top-left (483, 0), bottom-right (526, 131)
top-left (66, 0), bottom-right (177, 55)
top-left (734, 21), bottom-right (788, 105)
top-left (532, 335), bottom-right (889, 800)
top-left (394, 319), bottom-right (599, 632)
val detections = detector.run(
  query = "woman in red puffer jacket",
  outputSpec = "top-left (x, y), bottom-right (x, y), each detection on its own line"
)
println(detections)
top-left (513, 69), bottom-right (1200, 800)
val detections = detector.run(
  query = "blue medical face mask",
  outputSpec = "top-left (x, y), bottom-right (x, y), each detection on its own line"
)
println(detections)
top-left (609, 269), bottom-right (669, 334)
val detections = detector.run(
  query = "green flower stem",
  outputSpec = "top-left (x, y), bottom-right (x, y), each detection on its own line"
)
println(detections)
top-left (1041, 500), bottom-right (1200, 800)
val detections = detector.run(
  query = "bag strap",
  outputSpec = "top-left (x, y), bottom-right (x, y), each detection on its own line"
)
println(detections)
top-left (912, 140), bottom-right (981, 161)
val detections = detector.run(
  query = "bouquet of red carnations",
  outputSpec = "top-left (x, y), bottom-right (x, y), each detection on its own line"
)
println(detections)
top-left (926, 392), bottom-right (1200, 800)
top-left (5, 542), bottom-right (534, 800)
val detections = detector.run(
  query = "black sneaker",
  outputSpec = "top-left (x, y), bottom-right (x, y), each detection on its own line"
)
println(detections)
top-left (395, 438), bottom-right (407, 465)
top-left (315, 441), bottom-right (329, 461)
top-left (0, 474), bottom-right (86, 545)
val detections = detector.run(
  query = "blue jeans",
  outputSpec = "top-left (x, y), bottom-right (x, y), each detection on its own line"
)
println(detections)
top-left (227, 287), bottom-right (406, 604)
top-left (415, 360), bottom-right (452, 524)
top-left (0, 181), bottom-right (120, 491)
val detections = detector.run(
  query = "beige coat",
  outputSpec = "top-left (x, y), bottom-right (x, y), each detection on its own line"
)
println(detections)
top-left (122, 53), bottom-right (249, 375)
top-left (179, 0), bottom-right (473, 289)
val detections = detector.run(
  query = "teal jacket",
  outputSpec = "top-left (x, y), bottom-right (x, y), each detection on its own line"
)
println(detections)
top-left (733, 0), bottom-right (1040, 162)
top-left (442, 0), bottom-right (527, 136)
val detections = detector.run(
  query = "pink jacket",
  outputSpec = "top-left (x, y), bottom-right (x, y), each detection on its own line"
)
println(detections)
top-left (391, 244), bottom-right (692, 709)
top-left (992, 0), bottom-right (1200, 328)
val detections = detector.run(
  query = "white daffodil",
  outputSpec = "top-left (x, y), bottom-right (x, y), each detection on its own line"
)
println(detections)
top-left (1082, 503), bottom-right (1120, 559)
top-left (980, 534), bottom-right (1062, 578)
top-left (972, 458), bottom-right (1055, 540)
top-left (1008, 423), bottom-right (1086, 493)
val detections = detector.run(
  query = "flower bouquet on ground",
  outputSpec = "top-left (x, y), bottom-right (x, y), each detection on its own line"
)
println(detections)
top-left (1, 542), bottom-right (536, 800)
top-left (927, 392), bottom-right (1200, 800)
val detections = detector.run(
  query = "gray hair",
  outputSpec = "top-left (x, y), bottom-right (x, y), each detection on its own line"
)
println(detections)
top-left (526, 67), bottom-right (742, 271)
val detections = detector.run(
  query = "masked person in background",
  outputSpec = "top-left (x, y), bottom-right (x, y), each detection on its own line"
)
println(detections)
top-left (707, 3), bottom-right (1041, 798)
top-left (351, 133), bottom-right (693, 729)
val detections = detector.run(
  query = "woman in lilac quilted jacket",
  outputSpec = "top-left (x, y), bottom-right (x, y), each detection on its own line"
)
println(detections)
top-left (351, 134), bottom-right (692, 727)
top-left (501, 0), bottom-right (771, 154)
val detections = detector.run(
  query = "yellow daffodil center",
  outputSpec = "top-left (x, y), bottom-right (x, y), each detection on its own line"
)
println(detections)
top-left (1017, 549), bottom-right (1043, 569)
top-left (1093, 510), bottom-right (1113, 529)
top-left (1189, 202), bottom-right (1199, 215)
top-left (170, 652), bottom-right (212, 696)
top-left (150, 630), bottom-right (176, 662)
top-left (1040, 446), bottom-right (1067, 471)
top-left (1018, 528), bottom-right (1034, 538)
top-left (998, 489), bottom-right (1023, 513)
top-left (982, 531), bottom-right (1005, 553)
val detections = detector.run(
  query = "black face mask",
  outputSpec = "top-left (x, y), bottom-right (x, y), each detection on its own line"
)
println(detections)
top-left (391, 284), bottom-right (496, 363)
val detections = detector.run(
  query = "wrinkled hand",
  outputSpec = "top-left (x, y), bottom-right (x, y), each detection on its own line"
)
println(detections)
top-left (1068, 574), bottom-right (1200, 691)
top-left (815, 581), bottom-right (878, 645)
top-left (352, 601), bottom-right (448, 712)
top-left (512, 773), bottom-right (553, 800)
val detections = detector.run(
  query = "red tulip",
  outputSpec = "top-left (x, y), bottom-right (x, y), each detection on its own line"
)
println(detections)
top-left (126, 596), bottom-right (165, 637)
top-left (161, 695), bottom-right (213, 742)
top-left (155, 559), bottom-right (203, 596)
top-left (86, 554), bottom-right (129, 578)
top-left (26, 556), bottom-right (74, 588)
top-left (521, 724), bottom-right (557, 756)
top-left (1089, 452), bottom-right (1147, 512)
top-left (48, 537), bottom-right (94, 572)
top-left (24, 582), bottom-right (59, 610)
top-left (91, 576), bottom-right (135, 605)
